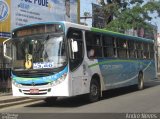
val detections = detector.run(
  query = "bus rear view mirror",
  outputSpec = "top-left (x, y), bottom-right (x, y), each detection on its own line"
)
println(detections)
top-left (71, 39), bottom-right (78, 53)
top-left (3, 38), bottom-right (12, 60)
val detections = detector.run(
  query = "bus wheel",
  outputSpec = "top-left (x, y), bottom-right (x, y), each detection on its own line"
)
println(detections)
top-left (137, 73), bottom-right (144, 90)
top-left (44, 97), bottom-right (57, 105)
top-left (88, 79), bottom-right (100, 102)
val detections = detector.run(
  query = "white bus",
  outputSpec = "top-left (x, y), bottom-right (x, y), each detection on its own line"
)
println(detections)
top-left (3, 21), bottom-right (156, 103)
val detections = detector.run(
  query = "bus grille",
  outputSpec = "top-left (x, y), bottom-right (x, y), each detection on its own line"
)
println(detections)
top-left (12, 70), bottom-right (55, 78)
top-left (22, 89), bottom-right (48, 95)
top-left (21, 83), bottom-right (49, 86)
top-left (24, 93), bottom-right (47, 95)
top-left (13, 72), bottom-right (53, 78)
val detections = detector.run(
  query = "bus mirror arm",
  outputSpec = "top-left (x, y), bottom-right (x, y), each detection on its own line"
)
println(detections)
top-left (3, 38), bottom-right (12, 60)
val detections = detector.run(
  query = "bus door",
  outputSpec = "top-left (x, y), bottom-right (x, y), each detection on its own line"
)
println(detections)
top-left (67, 28), bottom-right (85, 95)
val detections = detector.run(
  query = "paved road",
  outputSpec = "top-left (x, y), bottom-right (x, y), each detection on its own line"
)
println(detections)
top-left (0, 80), bottom-right (160, 114)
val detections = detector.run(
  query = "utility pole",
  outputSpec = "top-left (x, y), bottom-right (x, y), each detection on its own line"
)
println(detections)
top-left (77, 0), bottom-right (80, 24)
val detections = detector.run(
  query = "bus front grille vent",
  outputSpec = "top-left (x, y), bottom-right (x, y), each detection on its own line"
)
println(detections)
top-left (22, 89), bottom-right (48, 95)
top-left (12, 71), bottom-right (55, 78)
top-left (21, 83), bottom-right (49, 86)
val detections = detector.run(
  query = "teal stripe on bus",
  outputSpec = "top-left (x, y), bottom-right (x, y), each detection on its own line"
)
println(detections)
top-left (88, 59), bottom-right (151, 68)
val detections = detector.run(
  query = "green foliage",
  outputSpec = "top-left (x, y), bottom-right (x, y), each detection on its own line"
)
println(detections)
top-left (100, 0), bottom-right (160, 32)
top-left (84, 12), bottom-right (91, 17)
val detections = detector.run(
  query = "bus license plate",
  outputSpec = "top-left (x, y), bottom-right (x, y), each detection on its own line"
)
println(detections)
top-left (30, 89), bottom-right (39, 94)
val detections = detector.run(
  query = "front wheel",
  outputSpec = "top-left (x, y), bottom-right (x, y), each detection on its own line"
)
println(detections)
top-left (88, 79), bottom-right (100, 102)
top-left (137, 73), bottom-right (144, 90)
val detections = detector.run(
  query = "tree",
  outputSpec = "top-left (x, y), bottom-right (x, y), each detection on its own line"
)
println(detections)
top-left (100, 0), bottom-right (160, 33)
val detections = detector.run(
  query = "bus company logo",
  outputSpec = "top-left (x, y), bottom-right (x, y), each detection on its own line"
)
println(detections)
top-left (0, 0), bottom-right (9, 22)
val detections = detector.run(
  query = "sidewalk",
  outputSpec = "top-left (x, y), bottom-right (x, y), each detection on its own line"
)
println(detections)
top-left (0, 93), bottom-right (38, 109)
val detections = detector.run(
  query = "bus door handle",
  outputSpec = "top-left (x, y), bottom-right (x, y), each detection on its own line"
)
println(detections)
top-left (83, 64), bottom-right (86, 75)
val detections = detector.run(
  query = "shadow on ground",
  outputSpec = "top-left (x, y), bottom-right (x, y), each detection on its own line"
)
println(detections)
top-left (25, 80), bottom-right (160, 108)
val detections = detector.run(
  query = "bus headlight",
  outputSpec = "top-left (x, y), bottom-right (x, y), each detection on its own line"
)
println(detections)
top-left (12, 80), bottom-right (22, 88)
top-left (50, 73), bottom-right (67, 86)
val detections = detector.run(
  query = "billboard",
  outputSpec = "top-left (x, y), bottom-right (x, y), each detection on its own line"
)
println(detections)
top-left (11, 0), bottom-right (78, 30)
top-left (0, 0), bottom-right (11, 38)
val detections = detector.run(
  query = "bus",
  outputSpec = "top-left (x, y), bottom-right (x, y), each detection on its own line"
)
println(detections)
top-left (3, 21), bottom-right (156, 103)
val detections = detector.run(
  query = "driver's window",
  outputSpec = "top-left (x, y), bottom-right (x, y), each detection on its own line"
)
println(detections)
top-left (67, 28), bottom-right (83, 71)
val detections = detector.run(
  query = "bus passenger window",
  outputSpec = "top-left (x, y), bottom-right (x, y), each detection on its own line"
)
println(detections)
top-left (85, 31), bottom-right (102, 58)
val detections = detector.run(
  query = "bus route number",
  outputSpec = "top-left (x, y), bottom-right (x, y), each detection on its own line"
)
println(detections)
top-left (33, 62), bottom-right (54, 69)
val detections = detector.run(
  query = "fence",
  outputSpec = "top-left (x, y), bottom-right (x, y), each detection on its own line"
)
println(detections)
top-left (0, 68), bottom-right (11, 93)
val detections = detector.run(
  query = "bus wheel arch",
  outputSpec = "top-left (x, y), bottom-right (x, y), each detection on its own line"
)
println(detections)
top-left (137, 71), bottom-right (144, 90)
top-left (88, 74), bottom-right (101, 102)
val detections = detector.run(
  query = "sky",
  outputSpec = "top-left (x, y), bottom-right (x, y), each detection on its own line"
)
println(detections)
top-left (150, 14), bottom-right (160, 33)
top-left (80, 0), bottom-right (98, 26)
top-left (80, 0), bottom-right (160, 33)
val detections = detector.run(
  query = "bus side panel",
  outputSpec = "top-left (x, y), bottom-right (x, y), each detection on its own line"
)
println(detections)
top-left (71, 58), bottom-right (104, 96)
top-left (70, 59), bottom-right (90, 96)
top-left (98, 58), bottom-right (156, 90)
top-left (98, 59), bottom-right (139, 89)
top-left (141, 60), bottom-right (156, 82)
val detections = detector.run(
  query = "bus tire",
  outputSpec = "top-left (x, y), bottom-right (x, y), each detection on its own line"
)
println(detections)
top-left (88, 79), bottom-right (100, 102)
top-left (137, 73), bottom-right (144, 90)
top-left (44, 97), bottom-right (57, 104)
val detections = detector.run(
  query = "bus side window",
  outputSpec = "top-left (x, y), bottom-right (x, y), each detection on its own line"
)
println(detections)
top-left (85, 31), bottom-right (102, 58)
top-left (128, 41), bottom-right (136, 59)
top-left (102, 35), bottom-right (115, 58)
top-left (149, 44), bottom-right (154, 59)
top-left (143, 43), bottom-right (149, 59)
top-left (135, 42), bottom-right (143, 59)
top-left (117, 39), bottom-right (128, 58)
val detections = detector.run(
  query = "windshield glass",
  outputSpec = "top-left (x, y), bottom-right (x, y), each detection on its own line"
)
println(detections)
top-left (12, 34), bottom-right (67, 70)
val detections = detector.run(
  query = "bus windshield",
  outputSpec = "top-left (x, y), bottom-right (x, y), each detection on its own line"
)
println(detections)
top-left (12, 34), bottom-right (67, 70)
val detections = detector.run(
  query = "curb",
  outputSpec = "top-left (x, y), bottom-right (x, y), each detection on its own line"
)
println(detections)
top-left (0, 99), bottom-right (39, 109)
top-left (0, 93), bottom-right (12, 97)
top-left (0, 97), bottom-right (28, 104)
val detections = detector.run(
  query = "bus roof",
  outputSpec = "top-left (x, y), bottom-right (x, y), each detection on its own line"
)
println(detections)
top-left (64, 22), bottom-right (154, 44)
